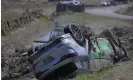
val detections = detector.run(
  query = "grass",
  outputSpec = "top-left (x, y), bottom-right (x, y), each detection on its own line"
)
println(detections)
top-left (73, 12), bottom-right (112, 21)
top-left (66, 66), bottom-right (112, 80)
top-left (40, 17), bottom-right (49, 22)
top-left (72, 12), bottom-right (127, 22)
top-left (115, 5), bottom-right (133, 16)
top-left (56, 12), bottom-right (128, 27)
top-left (115, 8), bottom-right (127, 14)
top-left (81, 0), bottom-right (101, 6)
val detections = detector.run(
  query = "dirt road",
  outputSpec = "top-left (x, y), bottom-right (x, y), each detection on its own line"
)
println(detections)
top-left (85, 5), bottom-right (133, 19)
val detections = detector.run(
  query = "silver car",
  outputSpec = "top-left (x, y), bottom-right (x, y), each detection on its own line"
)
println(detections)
top-left (28, 24), bottom-right (89, 80)
top-left (28, 24), bottom-right (128, 80)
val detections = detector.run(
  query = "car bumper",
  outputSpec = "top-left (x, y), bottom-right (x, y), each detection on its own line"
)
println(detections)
top-left (38, 56), bottom-right (89, 80)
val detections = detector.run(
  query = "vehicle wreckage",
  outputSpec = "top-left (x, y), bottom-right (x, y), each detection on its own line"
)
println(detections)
top-left (28, 24), bottom-right (129, 80)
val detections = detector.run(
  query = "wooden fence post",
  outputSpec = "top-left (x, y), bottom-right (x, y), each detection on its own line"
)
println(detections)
top-left (6, 21), bottom-right (11, 33)
top-left (23, 17), bottom-right (26, 24)
top-left (17, 18), bottom-right (21, 27)
top-left (19, 17), bottom-right (24, 27)
top-left (13, 20), bottom-right (17, 29)
top-left (15, 19), bottom-right (20, 28)
top-left (25, 17), bottom-right (28, 24)
top-left (1, 20), bottom-right (6, 36)
top-left (27, 16), bottom-right (30, 23)
top-left (19, 17), bottom-right (22, 26)
top-left (11, 21), bottom-right (16, 30)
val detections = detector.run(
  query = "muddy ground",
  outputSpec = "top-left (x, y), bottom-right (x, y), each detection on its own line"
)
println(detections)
top-left (1, 0), bottom-right (56, 79)
top-left (99, 26), bottom-right (133, 80)
top-left (1, 19), bottom-right (54, 79)
top-left (1, 0), bottom-right (133, 80)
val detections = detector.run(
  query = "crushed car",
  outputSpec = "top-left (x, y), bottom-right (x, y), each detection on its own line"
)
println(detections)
top-left (56, 0), bottom-right (84, 12)
top-left (28, 24), bottom-right (129, 80)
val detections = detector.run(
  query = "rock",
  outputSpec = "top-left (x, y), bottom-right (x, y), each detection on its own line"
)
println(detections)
top-left (22, 67), bottom-right (30, 75)
top-left (112, 25), bottom-right (133, 37)
top-left (2, 75), bottom-right (10, 80)
top-left (129, 37), bottom-right (133, 43)
top-left (20, 52), bottom-right (27, 56)
top-left (10, 73), bottom-right (20, 78)
top-left (15, 49), bottom-right (20, 53)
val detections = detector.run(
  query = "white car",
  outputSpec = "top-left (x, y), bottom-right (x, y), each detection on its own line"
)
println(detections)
top-left (28, 24), bottom-right (89, 80)
top-left (28, 24), bottom-right (128, 80)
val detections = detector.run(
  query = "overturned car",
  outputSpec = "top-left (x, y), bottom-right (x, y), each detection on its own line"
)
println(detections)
top-left (56, 0), bottom-right (84, 12)
top-left (28, 24), bottom-right (128, 80)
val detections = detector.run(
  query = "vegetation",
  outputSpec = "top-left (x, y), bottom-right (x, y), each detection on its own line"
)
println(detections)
top-left (66, 66), bottom-right (112, 80)
top-left (116, 5), bottom-right (133, 16)
top-left (72, 12), bottom-right (127, 22)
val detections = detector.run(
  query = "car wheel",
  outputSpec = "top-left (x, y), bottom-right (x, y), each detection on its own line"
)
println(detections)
top-left (64, 25), bottom-right (86, 46)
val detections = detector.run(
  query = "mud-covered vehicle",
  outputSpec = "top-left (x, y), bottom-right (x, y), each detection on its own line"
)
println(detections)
top-left (56, 0), bottom-right (84, 12)
top-left (28, 24), bottom-right (128, 80)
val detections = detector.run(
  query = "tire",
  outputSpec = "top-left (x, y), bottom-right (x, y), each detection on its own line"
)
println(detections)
top-left (64, 25), bottom-right (86, 46)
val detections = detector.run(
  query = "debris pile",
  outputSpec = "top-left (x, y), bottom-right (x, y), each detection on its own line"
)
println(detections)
top-left (111, 25), bottom-right (133, 46)
top-left (111, 25), bottom-right (133, 37)
top-left (79, 25), bottom-right (94, 38)
top-left (2, 49), bottom-right (29, 80)
top-left (111, 25), bottom-right (133, 58)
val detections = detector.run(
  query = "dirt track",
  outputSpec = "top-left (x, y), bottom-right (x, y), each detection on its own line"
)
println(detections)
top-left (85, 5), bottom-right (133, 19)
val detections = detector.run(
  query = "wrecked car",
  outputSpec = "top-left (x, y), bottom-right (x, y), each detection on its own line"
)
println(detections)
top-left (56, 0), bottom-right (84, 12)
top-left (28, 24), bottom-right (128, 80)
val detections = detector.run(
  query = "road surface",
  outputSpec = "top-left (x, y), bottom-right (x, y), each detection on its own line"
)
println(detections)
top-left (85, 5), bottom-right (133, 19)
